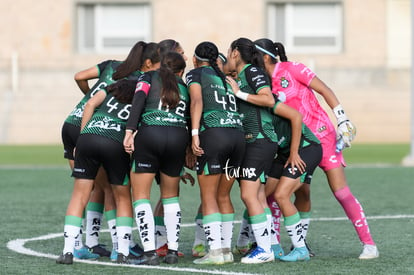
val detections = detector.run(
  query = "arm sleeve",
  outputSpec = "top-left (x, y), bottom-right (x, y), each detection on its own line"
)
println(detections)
top-left (185, 68), bottom-right (201, 87)
top-left (126, 92), bottom-right (147, 131)
top-left (96, 60), bottom-right (112, 76)
top-left (125, 73), bottom-right (152, 130)
top-left (245, 65), bottom-right (271, 94)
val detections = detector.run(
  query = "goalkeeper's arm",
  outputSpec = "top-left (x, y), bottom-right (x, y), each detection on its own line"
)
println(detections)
top-left (308, 76), bottom-right (356, 147)
top-left (333, 104), bottom-right (357, 147)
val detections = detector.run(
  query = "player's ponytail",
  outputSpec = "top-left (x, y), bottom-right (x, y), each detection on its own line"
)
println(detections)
top-left (159, 52), bottom-right (186, 108)
top-left (113, 41), bottom-right (147, 80)
top-left (274, 42), bottom-right (288, 62)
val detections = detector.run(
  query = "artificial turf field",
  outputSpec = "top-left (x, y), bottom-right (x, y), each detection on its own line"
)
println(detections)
top-left (1, 144), bottom-right (413, 274)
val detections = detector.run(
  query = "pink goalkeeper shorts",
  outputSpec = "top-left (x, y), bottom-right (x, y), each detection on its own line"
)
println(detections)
top-left (318, 130), bottom-right (347, 171)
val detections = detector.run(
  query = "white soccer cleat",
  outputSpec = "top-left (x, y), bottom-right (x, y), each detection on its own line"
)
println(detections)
top-left (241, 246), bottom-right (274, 264)
top-left (193, 248), bottom-right (224, 265)
top-left (222, 248), bottom-right (234, 263)
top-left (359, 244), bottom-right (379, 259)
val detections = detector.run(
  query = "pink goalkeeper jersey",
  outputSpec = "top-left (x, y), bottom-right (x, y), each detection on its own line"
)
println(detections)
top-left (271, 61), bottom-right (335, 139)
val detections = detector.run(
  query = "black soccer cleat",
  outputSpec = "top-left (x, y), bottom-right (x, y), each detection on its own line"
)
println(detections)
top-left (56, 252), bottom-right (73, 264)
top-left (89, 244), bottom-right (111, 257)
top-left (163, 250), bottom-right (179, 264)
top-left (116, 253), bottom-right (142, 265)
top-left (135, 250), bottom-right (160, 265)
top-left (129, 244), bottom-right (144, 257)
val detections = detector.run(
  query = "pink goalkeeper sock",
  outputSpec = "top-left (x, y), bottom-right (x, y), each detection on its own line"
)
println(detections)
top-left (267, 195), bottom-right (281, 243)
top-left (334, 186), bottom-right (375, 245)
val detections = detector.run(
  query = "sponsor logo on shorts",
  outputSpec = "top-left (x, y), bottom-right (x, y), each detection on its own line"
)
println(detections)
top-left (288, 167), bottom-right (298, 175)
top-left (73, 168), bottom-right (85, 173)
top-left (138, 163), bottom-right (152, 168)
top-left (329, 155), bottom-right (338, 163)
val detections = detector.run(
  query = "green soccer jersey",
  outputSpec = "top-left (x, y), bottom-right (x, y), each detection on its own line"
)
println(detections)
top-left (186, 66), bottom-right (243, 131)
top-left (80, 90), bottom-right (131, 144)
top-left (237, 64), bottom-right (277, 143)
top-left (64, 60), bottom-right (140, 127)
top-left (139, 71), bottom-right (190, 128)
top-left (272, 114), bottom-right (321, 157)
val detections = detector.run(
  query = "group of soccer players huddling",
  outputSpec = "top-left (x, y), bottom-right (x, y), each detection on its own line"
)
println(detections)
top-left (56, 37), bottom-right (379, 266)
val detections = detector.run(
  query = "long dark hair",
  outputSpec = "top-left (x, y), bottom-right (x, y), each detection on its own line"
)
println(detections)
top-left (254, 38), bottom-right (288, 63)
top-left (158, 39), bottom-right (180, 59)
top-left (112, 41), bottom-right (147, 80)
top-left (107, 79), bottom-right (136, 104)
top-left (230, 37), bottom-right (264, 68)
top-left (194, 41), bottom-right (227, 92)
top-left (159, 51), bottom-right (186, 108)
top-left (141, 42), bottom-right (161, 67)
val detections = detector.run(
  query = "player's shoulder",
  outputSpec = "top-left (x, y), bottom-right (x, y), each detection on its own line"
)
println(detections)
top-left (244, 64), bottom-right (266, 78)
top-left (185, 67), bottom-right (204, 85)
top-left (283, 61), bottom-right (309, 71)
top-left (246, 64), bottom-right (261, 73)
top-left (245, 65), bottom-right (269, 86)
top-left (186, 66), bottom-right (202, 77)
top-left (101, 59), bottom-right (120, 67)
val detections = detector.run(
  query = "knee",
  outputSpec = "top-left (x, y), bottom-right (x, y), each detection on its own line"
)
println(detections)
top-left (274, 191), bottom-right (288, 205)
top-left (294, 190), bottom-right (311, 203)
top-left (217, 193), bottom-right (230, 204)
top-left (240, 191), bottom-right (253, 205)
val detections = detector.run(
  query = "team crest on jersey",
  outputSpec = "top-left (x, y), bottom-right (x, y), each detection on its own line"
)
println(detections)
top-left (280, 77), bottom-right (289, 88)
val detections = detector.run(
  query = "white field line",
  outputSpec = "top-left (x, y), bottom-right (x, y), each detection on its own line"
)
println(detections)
top-left (6, 214), bottom-right (414, 274)
top-left (6, 235), bottom-right (259, 275)
top-left (310, 214), bottom-right (414, 221)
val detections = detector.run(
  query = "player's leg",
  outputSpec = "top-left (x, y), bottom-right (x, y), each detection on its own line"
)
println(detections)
top-left (319, 132), bottom-right (378, 259)
top-left (240, 179), bottom-right (273, 264)
top-left (265, 177), bottom-right (284, 259)
top-left (192, 204), bottom-right (207, 257)
top-left (84, 169), bottom-right (112, 258)
top-left (193, 173), bottom-right (225, 265)
top-left (57, 178), bottom-right (94, 264)
top-left (111, 183), bottom-right (134, 264)
top-left (217, 174), bottom-right (237, 263)
top-left (61, 123), bottom-right (92, 259)
top-left (152, 171), bottom-right (168, 256)
top-left (275, 178), bottom-right (310, 262)
top-left (326, 167), bottom-right (379, 259)
top-left (153, 198), bottom-right (167, 254)
top-left (233, 208), bottom-right (254, 255)
top-left (159, 172), bottom-right (182, 264)
top-left (239, 140), bottom-right (277, 264)
top-left (102, 138), bottom-right (141, 265)
top-left (293, 184), bottom-right (314, 257)
top-left (131, 172), bottom-right (160, 265)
